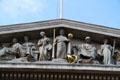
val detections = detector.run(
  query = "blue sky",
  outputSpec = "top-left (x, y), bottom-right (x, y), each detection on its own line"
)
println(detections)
top-left (0, 0), bottom-right (120, 29)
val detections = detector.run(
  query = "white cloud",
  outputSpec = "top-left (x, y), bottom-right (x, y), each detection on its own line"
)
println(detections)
top-left (0, 0), bottom-right (46, 17)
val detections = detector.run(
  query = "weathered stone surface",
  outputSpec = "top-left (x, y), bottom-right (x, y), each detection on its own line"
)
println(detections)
top-left (0, 19), bottom-right (120, 37)
top-left (0, 61), bottom-right (120, 72)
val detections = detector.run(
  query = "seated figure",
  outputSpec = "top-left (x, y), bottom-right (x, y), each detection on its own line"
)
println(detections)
top-left (22, 36), bottom-right (37, 61)
top-left (78, 36), bottom-right (97, 63)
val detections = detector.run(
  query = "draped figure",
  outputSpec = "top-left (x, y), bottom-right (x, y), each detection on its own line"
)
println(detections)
top-left (38, 32), bottom-right (52, 61)
top-left (100, 39), bottom-right (113, 64)
top-left (79, 36), bottom-right (97, 59)
top-left (55, 29), bottom-right (69, 59)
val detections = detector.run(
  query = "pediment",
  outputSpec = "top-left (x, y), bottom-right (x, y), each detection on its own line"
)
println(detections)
top-left (0, 19), bottom-right (120, 78)
top-left (0, 19), bottom-right (120, 38)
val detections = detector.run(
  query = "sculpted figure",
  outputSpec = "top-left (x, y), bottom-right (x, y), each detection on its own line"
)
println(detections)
top-left (38, 32), bottom-right (52, 61)
top-left (0, 40), bottom-right (24, 60)
top-left (23, 36), bottom-right (35, 56)
top-left (79, 36), bottom-right (97, 60)
top-left (0, 44), bottom-right (10, 57)
top-left (22, 36), bottom-right (37, 61)
top-left (100, 39), bottom-right (113, 64)
top-left (55, 29), bottom-right (69, 59)
top-left (10, 38), bottom-right (24, 57)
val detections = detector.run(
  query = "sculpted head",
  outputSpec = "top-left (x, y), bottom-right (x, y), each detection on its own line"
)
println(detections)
top-left (104, 38), bottom-right (108, 44)
top-left (59, 29), bottom-right (65, 35)
top-left (40, 31), bottom-right (45, 37)
top-left (13, 38), bottom-right (18, 43)
top-left (85, 36), bottom-right (91, 43)
top-left (24, 36), bottom-right (29, 42)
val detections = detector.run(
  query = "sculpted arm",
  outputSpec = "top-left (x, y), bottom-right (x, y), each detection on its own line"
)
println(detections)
top-left (38, 40), bottom-right (42, 46)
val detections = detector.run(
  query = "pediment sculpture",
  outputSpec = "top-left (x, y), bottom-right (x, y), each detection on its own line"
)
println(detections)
top-left (0, 29), bottom-right (119, 65)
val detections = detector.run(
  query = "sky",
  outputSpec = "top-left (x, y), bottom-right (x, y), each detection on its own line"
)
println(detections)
top-left (0, 0), bottom-right (120, 29)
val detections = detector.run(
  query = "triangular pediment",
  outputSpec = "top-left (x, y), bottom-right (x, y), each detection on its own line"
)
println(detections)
top-left (0, 19), bottom-right (120, 38)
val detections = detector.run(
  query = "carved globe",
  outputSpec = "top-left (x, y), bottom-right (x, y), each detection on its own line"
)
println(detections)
top-left (68, 33), bottom-right (73, 38)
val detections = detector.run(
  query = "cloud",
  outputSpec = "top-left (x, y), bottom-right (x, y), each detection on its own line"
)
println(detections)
top-left (0, 0), bottom-right (46, 18)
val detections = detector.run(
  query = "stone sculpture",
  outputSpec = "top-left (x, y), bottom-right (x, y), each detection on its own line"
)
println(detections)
top-left (23, 36), bottom-right (35, 55)
top-left (80, 37), bottom-right (97, 59)
top-left (10, 38), bottom-right (24, 57)
top-left (99, 39), bottom-right (113, 64)
top-left (78, 36), bottom-right (97, 63)
top-left (38, 32), bottom-right (52, 61)
top-left (22, 36), bottom-right (37, 61)
top-left (0, 44), bottom-right (10, 57)
top-left (0, 29), bottom-right (117, 65)
top-left (55, 29), bottom-right (69, 59)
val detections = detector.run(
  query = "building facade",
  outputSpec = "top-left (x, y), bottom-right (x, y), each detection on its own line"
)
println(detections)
top-left (0, 19), bottom-right (120, 80)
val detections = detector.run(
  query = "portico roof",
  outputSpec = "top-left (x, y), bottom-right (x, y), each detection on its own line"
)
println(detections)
top-left (0, 19), bottom-right (120, 38)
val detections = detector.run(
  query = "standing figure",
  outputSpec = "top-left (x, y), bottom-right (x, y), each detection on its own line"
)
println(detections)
top-left (80, 36), bottom-right (97, 60)
top-left (55, 29), bottom-right (69, 59)
top-left (100, 39), bottom-right (112, 64)
top-left (38, 32), bottom-right (52, 61)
